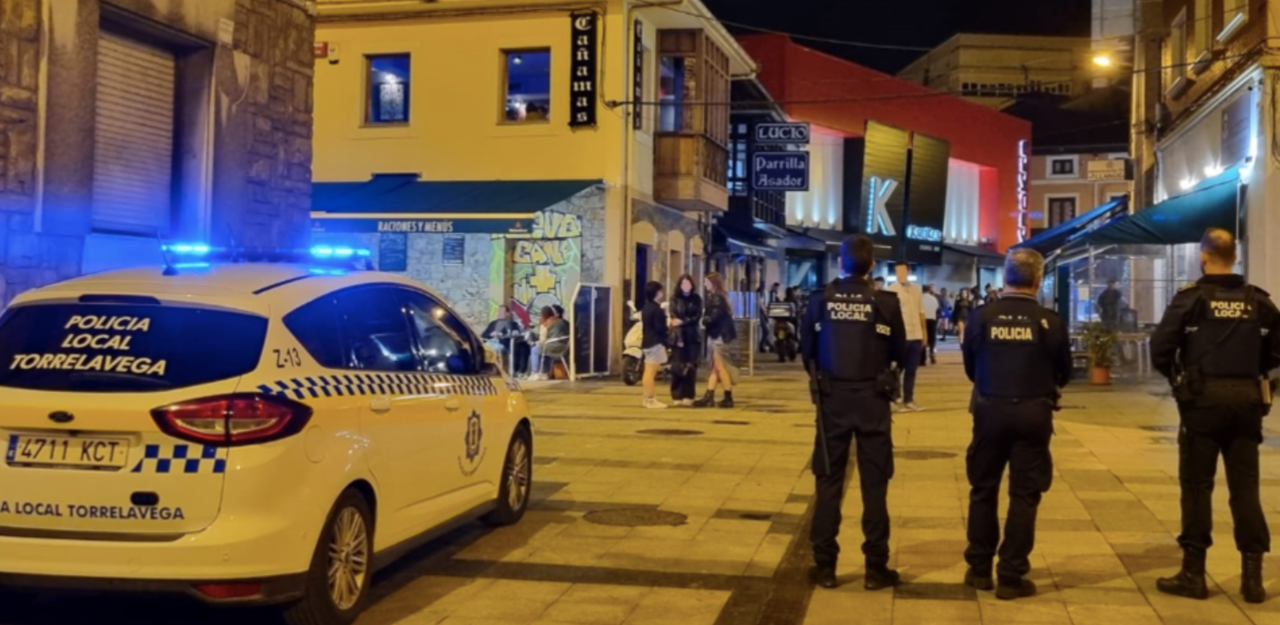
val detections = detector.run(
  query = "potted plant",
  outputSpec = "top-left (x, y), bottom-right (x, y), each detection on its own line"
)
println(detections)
top-left (1082, 322), bottom-right (1117, 385)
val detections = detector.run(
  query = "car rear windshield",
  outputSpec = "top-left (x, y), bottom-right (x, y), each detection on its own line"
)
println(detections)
top-left (0, 302), bottom-right (268, 393)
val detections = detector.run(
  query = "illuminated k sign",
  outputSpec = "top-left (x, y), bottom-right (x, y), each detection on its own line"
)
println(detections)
top-left (866, 176), bottom-right (898, 236)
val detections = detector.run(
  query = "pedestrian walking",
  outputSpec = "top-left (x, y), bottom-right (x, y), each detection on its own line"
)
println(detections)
top-left (953, 289), bottom-right (972, 343)
top-left (1150, 228), bottom-right (1280, 604)
top-left (640, 281), bottom-right (669, 409)
top-left (669, 274), bottom-right (703, 406)
top-left (961, 247), bottom-right (1071, 600)
top-left (938, 288), bottom-right (953, 341)
top-left (694, 272), bottom-right (738, 408)
top-left (801, 234), bottom-right (907, 591)
top-left (887, 264), bottom-right (927, 411)
top-left (922, 285), bottom-right (940, 365)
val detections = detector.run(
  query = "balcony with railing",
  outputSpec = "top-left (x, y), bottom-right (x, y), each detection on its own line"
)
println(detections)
top-left (653, 29), bottom-right (732, 213)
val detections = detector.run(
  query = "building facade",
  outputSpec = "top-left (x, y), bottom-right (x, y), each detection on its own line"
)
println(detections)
top-left (1152, 0), bottom-right (1276, 296)
top-left (740, 35), bottom-right (1030, 293)
top-left (896, 34), bottom-right (1093, 110)
top-left (310, 0), bottom-right (750, 345)
top-left (0, 0), bottom-right (316, 306)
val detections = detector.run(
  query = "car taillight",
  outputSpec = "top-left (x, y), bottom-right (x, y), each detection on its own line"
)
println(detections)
top-left (151, 394), bottom-right (312, 447)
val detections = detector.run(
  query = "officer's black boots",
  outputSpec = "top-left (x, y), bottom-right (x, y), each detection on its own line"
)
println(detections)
top-left (808, 566), bottom-right (838, 589)
top-left (964, 568), bottom-right (994, 591)
top-left (1156, 554), bottom-right (1209, 600)
top-left (693, 391), bottom-right (715, 408)
top-left (1242, 553), bottom-right (1266, 604)
top-left (864, 564), bottom-right (901, 590)
top-left (995, 577), bottom-right (1037, 601)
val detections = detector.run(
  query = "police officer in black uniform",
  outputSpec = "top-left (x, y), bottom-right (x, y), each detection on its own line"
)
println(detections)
top-left (961, 247), bottom-right (1071, 600)
top-left (801, 235), bottom-right (907, 590)
top-left (1151, 228), bottom-right (1280, 604)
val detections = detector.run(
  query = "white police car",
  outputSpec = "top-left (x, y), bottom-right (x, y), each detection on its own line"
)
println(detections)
top-left (0, 245), bottom-right (533, 625)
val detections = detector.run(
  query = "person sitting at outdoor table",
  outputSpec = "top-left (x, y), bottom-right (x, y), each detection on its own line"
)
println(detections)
top-left (482, 305), bottom-right (523, 372)
top-left (526, 306), bottom-right (570, 380)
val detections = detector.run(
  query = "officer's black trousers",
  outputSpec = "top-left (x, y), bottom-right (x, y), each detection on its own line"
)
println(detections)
top-left (811, 387), bottom-right (894, 569)
top-left (964, 397), bottom-right (1054, 581)
top-left (1177, 403), bottom-right (1270, 557)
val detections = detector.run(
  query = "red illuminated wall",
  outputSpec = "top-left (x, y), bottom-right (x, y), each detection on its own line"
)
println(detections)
top-left (739, 35), bottom-right (1032, 252)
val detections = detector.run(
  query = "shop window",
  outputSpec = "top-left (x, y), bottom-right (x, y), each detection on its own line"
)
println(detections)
top-left (1047, 196), bottom-right (1078, 227)
top-left (503, 50), bottom-right (551, 123)
top-left (1219, 0), bottom-right (1248, 42)
top-left (366, 54), bottom-right (411, 125)
top-left (1049, 157), bottom-right (1077, 177)
top-left (658, 55), bottom-right (687, 132)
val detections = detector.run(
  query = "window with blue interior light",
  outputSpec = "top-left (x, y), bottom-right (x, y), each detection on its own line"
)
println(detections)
top-left (366, 54), bottom-right (411, 124)
top-left (658, 56), bottom-right (687, 132)
top-left (504, 50), bottom-right (551, 123)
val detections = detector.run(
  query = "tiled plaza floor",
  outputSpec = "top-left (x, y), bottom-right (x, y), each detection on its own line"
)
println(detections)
top-left (6, 345), bottom-right (1280, 625)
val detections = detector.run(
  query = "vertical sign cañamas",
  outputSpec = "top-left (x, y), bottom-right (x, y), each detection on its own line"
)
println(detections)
top-left (633, 19), bottom-right (644, 130)
top-left (570, 12), bottom-right (599, 128)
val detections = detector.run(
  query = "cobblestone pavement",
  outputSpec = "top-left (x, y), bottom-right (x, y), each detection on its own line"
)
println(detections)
top-left (5, 345), bottom-right (1280, 625)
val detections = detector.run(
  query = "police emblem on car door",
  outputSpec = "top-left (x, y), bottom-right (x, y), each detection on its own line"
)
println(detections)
top-left (459, 410), bottom-right (485, 476)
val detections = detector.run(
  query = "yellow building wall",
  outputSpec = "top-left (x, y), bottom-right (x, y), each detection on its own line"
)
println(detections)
top-left (313, 7), bottom-right (628, 185)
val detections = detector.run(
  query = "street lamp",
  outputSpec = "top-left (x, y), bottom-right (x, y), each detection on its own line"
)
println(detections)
top-left (1093, 54), bottom-right (1113, 68)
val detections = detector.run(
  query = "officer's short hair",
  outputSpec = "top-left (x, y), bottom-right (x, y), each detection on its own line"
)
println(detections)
top-left (1200, 228), bottom-right (1237, 265)
top-left (840, 235), bottom-right (876, 276)
top-left (1004, 248), bottom-right (1044, 288)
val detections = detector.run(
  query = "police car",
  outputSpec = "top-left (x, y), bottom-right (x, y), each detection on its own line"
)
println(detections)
top-left (0, 245), bottom-right (534, 625)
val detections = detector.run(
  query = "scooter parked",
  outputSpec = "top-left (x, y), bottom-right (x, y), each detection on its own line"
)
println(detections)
top-left (622, 301), bottom-right (671, 385)
top-left (767, 300), bottom-right (799, 363)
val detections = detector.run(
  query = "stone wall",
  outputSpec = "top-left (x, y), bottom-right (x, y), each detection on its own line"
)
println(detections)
top-left (0, 0), bottom-right (316, 307)
top-left (0, 0), bottom-right (47, 304)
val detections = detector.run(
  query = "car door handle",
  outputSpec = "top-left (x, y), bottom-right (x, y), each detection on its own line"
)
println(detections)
top-left (369, 397), bottom-right (392, 413)
top-left (444, 398), bottom-right (462, 412)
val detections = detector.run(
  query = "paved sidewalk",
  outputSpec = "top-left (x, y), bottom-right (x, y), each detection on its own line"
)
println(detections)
top-left (6, 346), bottom-right (1280, 625)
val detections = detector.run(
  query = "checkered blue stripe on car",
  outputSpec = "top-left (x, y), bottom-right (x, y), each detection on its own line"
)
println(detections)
top-left (131, 444), bottom-right (227, 474)
top-left (257, 373), bottom-right (498, 400)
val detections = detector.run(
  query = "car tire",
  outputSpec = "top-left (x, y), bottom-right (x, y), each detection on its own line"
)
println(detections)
top-left (622, 356), bottom-right (642, 386)
top-left (483, 425), bottom-right (533, 527)
top-left (281, 490), bottom-right (375, 625)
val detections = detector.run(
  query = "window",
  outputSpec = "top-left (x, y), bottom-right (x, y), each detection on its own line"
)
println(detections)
top-left (401, 291), bottom-right (479, 374)
top-left (336, 287), bottom-right (416, 372)
top-left (1168, 10), bottom-right (1188, 91)
top-left (1219, 0), bottom-right (1248, 42)
top-left (0, 303), bottom-right (267, 393)
top-left (284, 296), bottom-right (348, 369)
top-left (1049, 157), bottom-right (1077, 177)
top-left (366, 54), bottom-right (410, 125)
top-left (503, 50), bottom-right (551, 123)
top-left (727, 123), bottom-right (749, 196)
top-left (1047, 196), bottom-right (1078, 227)
top-left (1194, 0), bottom-right (1211, 57)
top-left (658, 55), bottom-right (687, 132)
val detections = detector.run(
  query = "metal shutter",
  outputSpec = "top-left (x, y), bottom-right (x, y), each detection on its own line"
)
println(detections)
top-left (92, 32), bottom-right (176, 234)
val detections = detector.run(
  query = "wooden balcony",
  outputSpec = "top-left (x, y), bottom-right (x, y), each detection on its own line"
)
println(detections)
top-left (654, 134), bottom-right (729, 212)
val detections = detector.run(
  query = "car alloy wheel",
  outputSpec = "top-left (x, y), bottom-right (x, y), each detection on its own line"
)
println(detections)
top-left (327, 507), bottom-right (369, 611)
top-left (506, 436), bottom-right (531, 512)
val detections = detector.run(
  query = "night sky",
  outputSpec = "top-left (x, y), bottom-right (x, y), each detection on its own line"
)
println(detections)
top-left (700, 0), bottom-right (1094, 74)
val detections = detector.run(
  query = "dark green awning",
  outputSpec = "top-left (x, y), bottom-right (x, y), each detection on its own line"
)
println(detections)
top-left (311, 176), bottom-right (601, 234)
top-left (1079, 168), bottom-right (1242, 246)
top-left (1012, 197), bottom-right (1129, 255)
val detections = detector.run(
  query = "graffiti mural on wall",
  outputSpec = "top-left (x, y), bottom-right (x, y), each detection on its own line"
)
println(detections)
top-left (498, 210), bottom-right (584, 327)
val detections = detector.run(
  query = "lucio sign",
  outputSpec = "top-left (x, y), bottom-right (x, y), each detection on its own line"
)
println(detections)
top-left (754, 122), bottom-right (811, 145)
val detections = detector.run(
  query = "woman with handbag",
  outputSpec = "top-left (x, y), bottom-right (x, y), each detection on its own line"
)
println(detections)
top-left (695, 272), bottom-right (738, 408)
top-left (669, 274), bottom-right (704, 406)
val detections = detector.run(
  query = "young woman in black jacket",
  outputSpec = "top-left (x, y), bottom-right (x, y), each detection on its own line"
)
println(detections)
top-left (669, 274), bottom-right (703, 406)
top-left (640, 281), bottom-right (670, 409)
top-left (695, 272), bottom-right (737, 408)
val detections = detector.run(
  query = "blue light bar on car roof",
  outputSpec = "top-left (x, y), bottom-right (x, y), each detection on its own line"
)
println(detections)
top-left (160, 243), bottom-right (373, 265)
